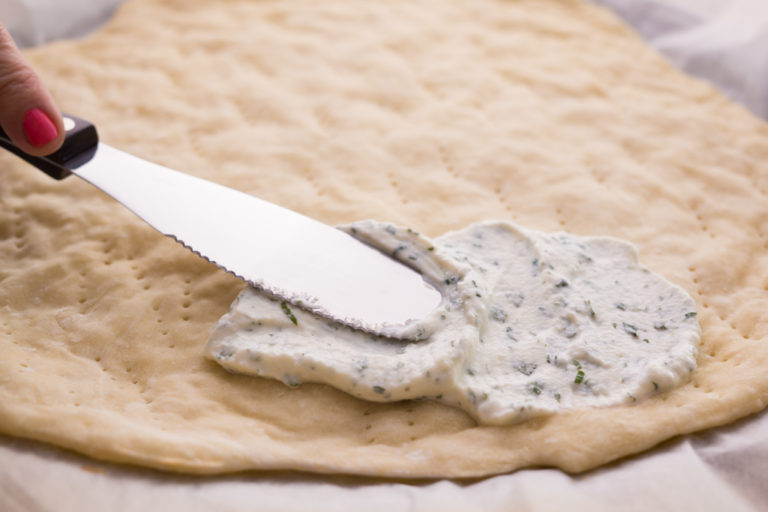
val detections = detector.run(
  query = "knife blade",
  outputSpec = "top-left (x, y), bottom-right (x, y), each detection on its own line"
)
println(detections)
top-left (0, 114), bottom-right (441, 338)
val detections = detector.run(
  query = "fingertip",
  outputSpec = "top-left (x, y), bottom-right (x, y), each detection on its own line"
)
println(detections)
top-left (18, 107), bottom-right (64, 156)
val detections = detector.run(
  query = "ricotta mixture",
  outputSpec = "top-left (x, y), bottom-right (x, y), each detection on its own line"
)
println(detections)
top-left (206, 221), bottom-right (700, 425)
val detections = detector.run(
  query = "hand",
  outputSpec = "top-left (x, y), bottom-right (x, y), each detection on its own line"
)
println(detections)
top-left (0, 22), bottom-right (64, 156)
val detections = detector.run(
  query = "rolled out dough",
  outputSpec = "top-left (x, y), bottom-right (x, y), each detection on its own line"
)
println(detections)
top-left (0, 0), bottom-right (767, 477)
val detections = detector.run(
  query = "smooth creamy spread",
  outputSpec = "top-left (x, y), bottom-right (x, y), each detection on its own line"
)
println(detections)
top-left (206, 221), bottom-right (700, 425)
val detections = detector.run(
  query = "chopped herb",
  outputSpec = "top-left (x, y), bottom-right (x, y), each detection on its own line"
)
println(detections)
top-left (427, 246), bottom-right (435, 251)
top-left (490, 306), bottom-right (507, 322)
top-left (554, 392), bottom-right (561, 402)
top-left (506, 326), bottom-right (518, 341)
top-left (466, 368), bottom-right (475, 376)
top-left (372, 385), bottom-right (386, 394)
top-left (280, 301), bottom-right (298, 326)
top-left (585, 299), bottom-right (596, 318)
top-left (217, 348), bottom-right (234, 359)
top-left (530, 383), bottom-right (542, 395)
top-left (616, 302), bottom-right (627, 311)
top-left (573, 360), bottom-right (585, 384)
top-left (516, 362), bottom-right (538, 376)
top-left (555, 279), bottom-right (569, 288)
top-left (508, 292), bottom-right (525, 307)
top-left (643, 338), bottom-right (650, 343)
top-left (654, 322), bottom-right (667, 330)
top-left (622, 322), bottom-right (638, 337)
top-left (685, 312), bottom-right (697, 319)
top-left (653, 382), bottom-right (659, 391)
top-left (392, 244), bottom-right (407, 257)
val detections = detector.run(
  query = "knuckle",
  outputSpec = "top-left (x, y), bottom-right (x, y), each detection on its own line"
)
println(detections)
top-left (0, 64), bottom-right (39, 98)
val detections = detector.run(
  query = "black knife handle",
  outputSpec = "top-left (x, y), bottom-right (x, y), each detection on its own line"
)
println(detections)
top-left (0, 113), bottom-right (99, 180)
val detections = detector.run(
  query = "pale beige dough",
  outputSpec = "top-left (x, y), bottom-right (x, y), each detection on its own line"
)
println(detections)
top-left (0, 0), bottom-right (767, 478)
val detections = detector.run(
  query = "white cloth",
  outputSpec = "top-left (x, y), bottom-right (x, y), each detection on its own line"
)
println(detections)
top-left (0, 1), bottom-right (767, 511)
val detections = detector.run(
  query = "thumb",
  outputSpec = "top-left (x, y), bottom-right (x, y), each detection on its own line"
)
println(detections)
top-left (0, 22), bottom-right (64, 157)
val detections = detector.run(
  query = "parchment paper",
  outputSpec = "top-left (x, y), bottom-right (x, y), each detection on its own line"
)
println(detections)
top-left (1, 1), bottom-right (767, 510)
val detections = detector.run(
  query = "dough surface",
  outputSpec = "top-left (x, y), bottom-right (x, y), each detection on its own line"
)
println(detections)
top-left (1, 0), bottom-right (767, 477)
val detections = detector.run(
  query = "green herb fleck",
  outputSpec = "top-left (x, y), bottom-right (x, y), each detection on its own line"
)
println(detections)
top-left (643, 338), bottom-right (650, 343)
top-left (490, 306), bottom-right (507, 322)
top-left (427, 246), bottom-right (435, 251)
top-left (622, 322), bottom-right (638, 337)
top-left (554, 392), bottom-right (561, 402)
top-left (530, 383), bottom-right (542, 395)
top-left (372, 385), bottom-right (386, 394)
top-left (653, 382), bottom-right (659, 391)
top-left (280, 301), bottom-right (298, 326)
top-left (509, 292), bottom-right (525, 307)
top-left (572, 360), bottom-right (585, 384)
top-left (585, 299), bottom-right (596, 318)
top-left (555, 279), bottom-right (569, 288)
top-left (654, 322), bottom-right (667, 330)
top-left (466, 368), bottom-right (475, 376)
top-left (616, 302), bottom-right (627, 311)
top-left (516, 362), bottom-right (538, 376)
top-left (685, 312), bottom-right (697, 319)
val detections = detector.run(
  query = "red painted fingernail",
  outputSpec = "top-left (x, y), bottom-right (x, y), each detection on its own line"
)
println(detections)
top-left (23, 108), bottom-right (58, 147)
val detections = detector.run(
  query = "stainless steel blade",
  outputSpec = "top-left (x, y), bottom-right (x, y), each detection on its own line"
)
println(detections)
top-left (71, 144), bottom-right (442, 335)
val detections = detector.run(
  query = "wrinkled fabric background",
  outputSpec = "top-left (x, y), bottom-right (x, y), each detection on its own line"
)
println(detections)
top-left (1, 1), bottom-right (767, 510)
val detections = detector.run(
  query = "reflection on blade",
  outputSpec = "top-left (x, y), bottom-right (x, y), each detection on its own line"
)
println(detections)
top-left (71, 144), bottom-right (442, 337)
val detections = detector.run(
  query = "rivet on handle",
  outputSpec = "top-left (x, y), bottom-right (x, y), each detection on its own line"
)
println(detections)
top-left (63, 117), bottom-right (76, 132)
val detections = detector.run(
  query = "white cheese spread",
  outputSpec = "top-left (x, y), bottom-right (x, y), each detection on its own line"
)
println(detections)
top-left (206, 221), bottom-right (700, 425)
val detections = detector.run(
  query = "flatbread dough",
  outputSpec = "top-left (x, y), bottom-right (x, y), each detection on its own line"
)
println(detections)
top-left (1, 0), bottom-right (766, 478)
